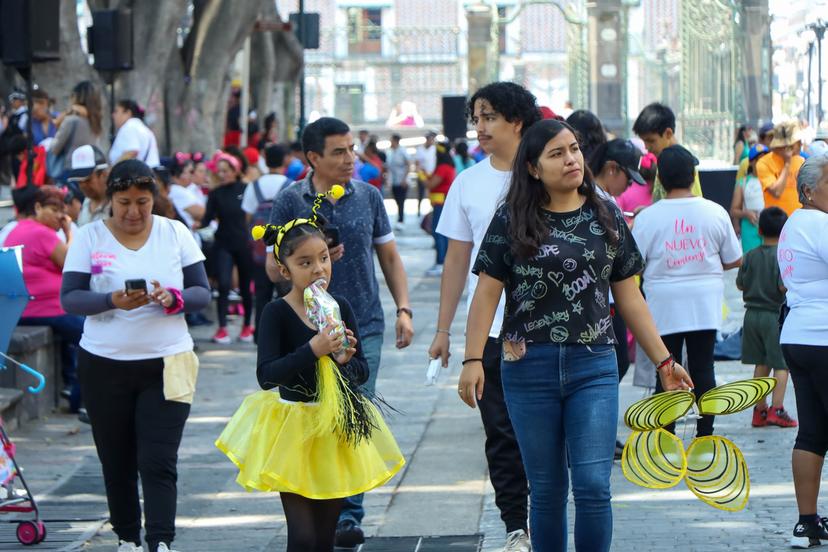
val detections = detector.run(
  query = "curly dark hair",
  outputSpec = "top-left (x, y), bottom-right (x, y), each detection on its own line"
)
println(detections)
top-left (506, 120), bottom-right (618, 259)
top-left (466, 82), bottom-right (541, 137)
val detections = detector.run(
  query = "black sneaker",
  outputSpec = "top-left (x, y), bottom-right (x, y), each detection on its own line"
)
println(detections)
top-left (791, 517), bottom-right (828, 548)
top-left (335, 519), bottom-right (365, 548)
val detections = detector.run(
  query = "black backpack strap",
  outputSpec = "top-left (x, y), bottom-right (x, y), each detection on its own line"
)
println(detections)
top-left (252, 179), bottom-right (265, 203)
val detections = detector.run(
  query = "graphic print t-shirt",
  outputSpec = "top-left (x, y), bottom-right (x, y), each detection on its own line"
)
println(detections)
top-left (473, 201), bottom-right (643, 345)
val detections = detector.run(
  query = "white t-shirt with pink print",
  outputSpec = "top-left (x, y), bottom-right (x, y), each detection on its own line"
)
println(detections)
top-left (632, 197), bottom-right (742, 335)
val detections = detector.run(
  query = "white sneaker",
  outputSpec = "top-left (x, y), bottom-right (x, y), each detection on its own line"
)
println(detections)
top-left (117, 541), bottom-right (142, 552)
top-left (157, 544), bottom-right (180, 552)
top-left (425, 264), bottom-right (444, 277)
top-left (504, 529), bottom-right (531, 552)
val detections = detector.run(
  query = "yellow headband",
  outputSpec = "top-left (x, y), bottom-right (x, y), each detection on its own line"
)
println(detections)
top-left (251, 184), bottom-right (345, 261)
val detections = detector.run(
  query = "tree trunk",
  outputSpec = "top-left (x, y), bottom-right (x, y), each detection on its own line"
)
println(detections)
top-left (168, 0), bottom-right (269, 153)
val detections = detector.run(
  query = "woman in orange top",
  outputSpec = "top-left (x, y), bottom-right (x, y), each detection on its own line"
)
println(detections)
top-left (756, 121), bottom-right (805, 215)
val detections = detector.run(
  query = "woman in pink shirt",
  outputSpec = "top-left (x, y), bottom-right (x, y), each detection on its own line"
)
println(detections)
top-left (5, 186), bottom-right (84, 410)
top-left (617, 151), bottom-right (657, 219)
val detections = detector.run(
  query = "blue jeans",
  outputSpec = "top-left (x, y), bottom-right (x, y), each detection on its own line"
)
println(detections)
top-left (432, 204), bottom-right (448, 265)
top-left (501, 342), bottom-right (618, 552)
top-left (339, 332), bottom-right (383, 525)
top-left (18, 314), bottom-right (85, 411)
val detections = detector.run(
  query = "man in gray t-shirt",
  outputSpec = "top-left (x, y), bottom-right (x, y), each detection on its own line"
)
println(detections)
top-left (266, 117), bottom-right (413, 547)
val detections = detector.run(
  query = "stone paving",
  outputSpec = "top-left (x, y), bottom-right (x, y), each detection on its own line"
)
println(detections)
top-left (2, 199), bottom-right (826, 551)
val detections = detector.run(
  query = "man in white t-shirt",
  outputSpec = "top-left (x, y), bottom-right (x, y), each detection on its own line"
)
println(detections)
top-left (415, 131), bottom-right (437, 216)
top-left (632, 145), bottom-right (741, 437)
top-left (109, 101), bottom-right (160, 167)
top-left (429, 82), bottom-right (541, 550)
top-left (242, 144), bottom-right (290, 335)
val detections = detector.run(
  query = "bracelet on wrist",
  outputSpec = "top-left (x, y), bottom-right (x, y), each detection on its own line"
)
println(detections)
top-left (396, 307), bottom-right (413, 319)
top-left (436, 328), bottom-right (451, 336)
top-left (462, 358), bottom-right (483, 366)
top-left (656, 354), bottom-right (674, 372)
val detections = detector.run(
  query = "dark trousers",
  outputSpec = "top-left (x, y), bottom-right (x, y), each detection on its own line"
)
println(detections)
top-left (655, 330), bottom-right (717, 437)
top-left (78, 349), bottom-right (190, 551)
top-left (18, 314), bottom-right (83, 385)
top-left (482, 338), bottom-right (529, 533)
top-left (783, 344), bottom-right (828, 456)
top-left (214, 244), bottom-right (253, 327)
top-left (252, 263), bottom-right (274, 341)
top-left (416, 179), bottom-right (426, 215)
top-left (611, 308), bottom-right (629, 381)
top-left (391, 185), bottom-right (407, 223)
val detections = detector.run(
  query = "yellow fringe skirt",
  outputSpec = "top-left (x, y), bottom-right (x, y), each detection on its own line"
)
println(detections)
top-left (215, 390), bottom-right (405, 499)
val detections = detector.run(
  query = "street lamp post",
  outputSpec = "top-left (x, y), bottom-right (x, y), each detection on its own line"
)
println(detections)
top-left (806, 20), bottom-right (827, 124)
top-left (298, 0), bottom-right (306, 134)
top-left (807, 41), bottom-right (814, 124)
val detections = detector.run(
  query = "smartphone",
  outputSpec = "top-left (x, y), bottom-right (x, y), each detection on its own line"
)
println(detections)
top-left (324, 226), bottom-right (341, 248)
top-left (124, 278), bottom-right (148, 293)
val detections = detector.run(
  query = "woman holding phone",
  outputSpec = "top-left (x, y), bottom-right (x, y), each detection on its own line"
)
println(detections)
top-left (60, 160), bottom-right (210, 552)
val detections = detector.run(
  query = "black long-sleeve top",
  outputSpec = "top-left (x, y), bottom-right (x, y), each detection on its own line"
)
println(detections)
top-left (257, 295), bottom-right (369, 402)
top-left (201, 180), bottom-right (249, 249)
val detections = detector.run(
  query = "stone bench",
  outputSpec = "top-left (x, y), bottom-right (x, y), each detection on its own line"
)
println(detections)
top-left (1, 326), bottom-right (60, 430)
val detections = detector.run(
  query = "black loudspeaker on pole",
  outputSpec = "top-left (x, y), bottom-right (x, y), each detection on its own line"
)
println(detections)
top-left (87, 8), bottom-right (134, 144)
top-left (442, 96), bottom-right (468, 143)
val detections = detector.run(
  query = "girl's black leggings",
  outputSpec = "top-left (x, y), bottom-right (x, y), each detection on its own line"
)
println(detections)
top-left (783, 344), bottom-right (828, 456)
top-left (213, 243), bottom-right (253, 327)
top-left (78, 349), bottom-right (190, 551)
top-left (655, 329), bottom-right (717, 437)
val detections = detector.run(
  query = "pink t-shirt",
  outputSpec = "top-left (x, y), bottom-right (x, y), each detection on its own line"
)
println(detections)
top-left (4, 218), bottom-right (64, 317)
top-left (617, 182), bottom-right (653, 215)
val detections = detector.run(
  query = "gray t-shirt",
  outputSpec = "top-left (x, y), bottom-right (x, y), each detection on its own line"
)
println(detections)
top-left (269, 177), bottom-right (394, 338)
top-left (50, 115), bottom-right (102, 169)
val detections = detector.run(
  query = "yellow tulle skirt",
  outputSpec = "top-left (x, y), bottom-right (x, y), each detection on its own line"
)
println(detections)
top-left (215, 390), bottom-right (405, 499)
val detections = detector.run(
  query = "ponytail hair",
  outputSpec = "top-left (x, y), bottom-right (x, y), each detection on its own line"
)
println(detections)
top-left (118, 99), bottom-right (145, 121)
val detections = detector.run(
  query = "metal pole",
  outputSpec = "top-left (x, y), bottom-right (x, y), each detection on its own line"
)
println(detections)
top-left (298, 0), bottom-right (306, 134)
top-left (21, 67), bottom-right (34, 187)
top-left (109, 73), bottom-right (116, 145)
top-left (818, 25), bottom-right (825, 125)
top-left (807, 41), bottom-right (814, 125)
top-left (241, 36), bottom-right (251, 148)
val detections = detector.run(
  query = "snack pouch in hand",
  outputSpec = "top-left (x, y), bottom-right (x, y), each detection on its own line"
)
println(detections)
top-left (304, 279), bottom-right (347, 356)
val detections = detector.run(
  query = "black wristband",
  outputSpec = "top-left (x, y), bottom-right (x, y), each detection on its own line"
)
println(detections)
top-left (462, 358), bottom-right (483, 366)
top-left (396, 307), bottom-right (413, 319)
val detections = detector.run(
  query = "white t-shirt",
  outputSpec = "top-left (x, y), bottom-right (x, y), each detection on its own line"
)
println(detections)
top-left (778, 209), bottom-right (828, 346)
top-left (109, 118), bottom-right (160, 167)
top-left (416, 144), bottom-right (436, 174)
top-left (186, 183), bottom-right (207, 206)
top-left (435, 156), bottom-right (509, 337)
top-left (632, 197), bottom-right (742, 335)
top-left (241, 174), bottom-right (289, 215)
top-left (63, 216), bottom-right (205, 360)
top-left (168, 185), bottom-right (201, 229)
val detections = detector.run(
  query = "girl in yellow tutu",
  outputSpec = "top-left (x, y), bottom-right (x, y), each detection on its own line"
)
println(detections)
top-left (215, 187), bottom-right (405, 551)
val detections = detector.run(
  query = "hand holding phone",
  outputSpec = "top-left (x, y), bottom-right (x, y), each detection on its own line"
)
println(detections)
top-left (112, 279), bottom-right (150, 311)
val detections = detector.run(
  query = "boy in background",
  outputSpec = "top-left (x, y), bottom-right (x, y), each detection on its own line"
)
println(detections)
top-left (736, 206), bottom-right (798, 428)
top-left (632, 102), bottom-right (703, 202)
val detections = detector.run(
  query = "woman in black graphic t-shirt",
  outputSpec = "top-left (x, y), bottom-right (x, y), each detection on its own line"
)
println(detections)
top-left (459, 120), bottom-right (694, 552)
